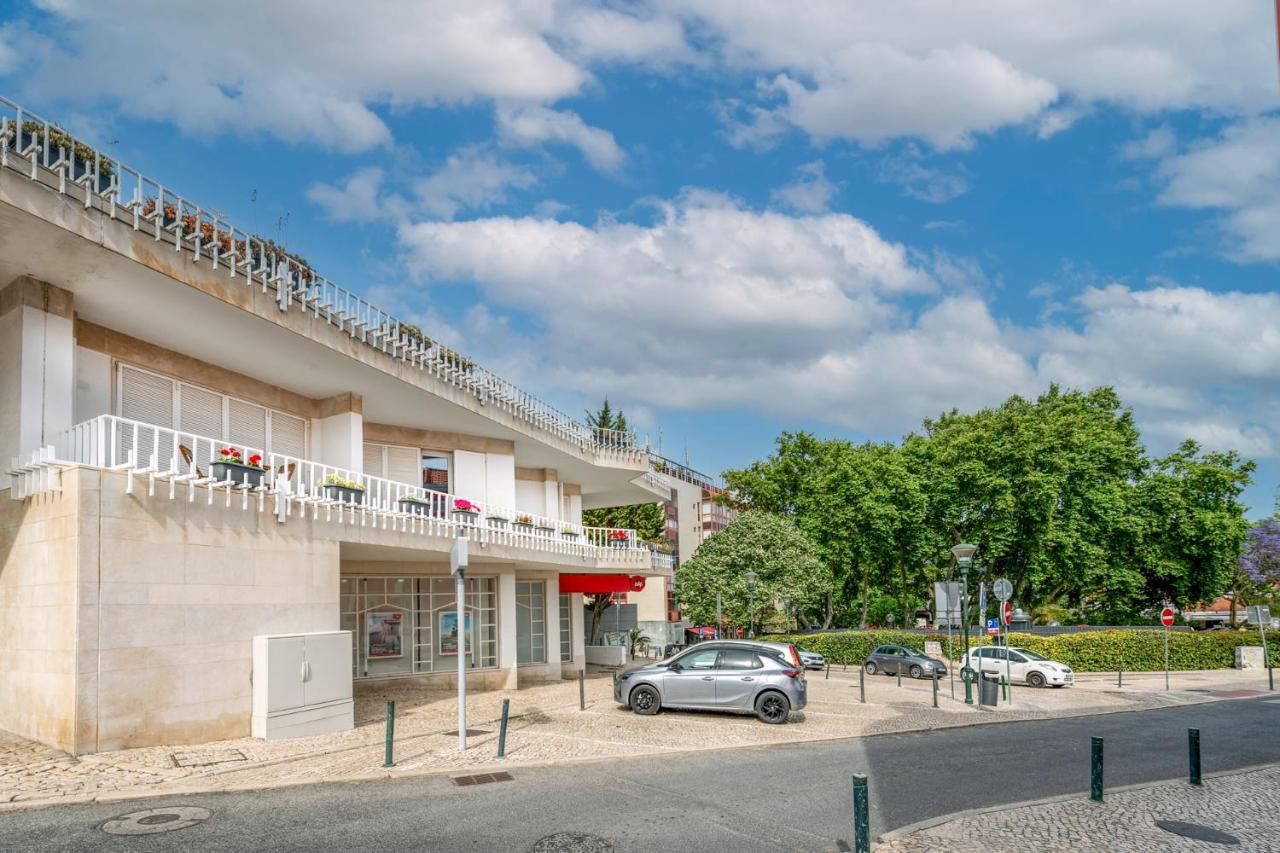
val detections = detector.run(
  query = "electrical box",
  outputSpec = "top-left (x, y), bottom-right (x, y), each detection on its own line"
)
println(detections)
top-left (252, 631), bottom-right (354, 740)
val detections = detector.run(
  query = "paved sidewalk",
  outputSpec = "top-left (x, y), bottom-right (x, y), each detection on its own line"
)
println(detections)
top-left (0, 667), bottom-right (1271, 810)
top-left (878, 764), bottom-right (1280, 852)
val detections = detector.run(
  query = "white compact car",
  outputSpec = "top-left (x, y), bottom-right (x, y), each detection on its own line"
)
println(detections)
top-left (965, 646), bottom-right (1073, 688)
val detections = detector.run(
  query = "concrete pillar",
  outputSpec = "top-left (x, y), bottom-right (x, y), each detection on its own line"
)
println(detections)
top-left (497, 570), bottom-right (517, 689)
top-left (0, 277), bottom-right (75, 484)
top-left (570, 591), bottom-right (586, 670)
top-left (544, 574), bottom-right (560, 667)
top-left (312, 393), bottom-right (362, 472)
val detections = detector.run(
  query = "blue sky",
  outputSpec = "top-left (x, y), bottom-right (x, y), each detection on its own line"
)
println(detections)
top-left (2, 1), bottom-right (1278, 514)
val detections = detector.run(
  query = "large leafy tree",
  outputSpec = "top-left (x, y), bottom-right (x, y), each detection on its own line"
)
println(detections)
top-left (1136, 441), bottom-right (1255, 617)
top-left (909, 386), bottom-right (1149, 614)
top-left (675, 511), bottom-right (832, 632)
top-left (1238, 517), bottom-right (1280, 615)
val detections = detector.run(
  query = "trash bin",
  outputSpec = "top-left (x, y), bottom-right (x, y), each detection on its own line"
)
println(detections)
top-left (979, 673), bottom-right (999, 706)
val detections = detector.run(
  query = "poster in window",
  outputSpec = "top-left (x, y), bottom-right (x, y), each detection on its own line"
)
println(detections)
top-left (366, 611), bottom-right (404, 659)
top-left (439, 611), bottom-right (472, 656)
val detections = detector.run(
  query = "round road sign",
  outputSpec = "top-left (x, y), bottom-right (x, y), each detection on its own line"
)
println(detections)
top-left (993, 578), bottom-right (1013, 602)
top-left (1001, 601), bottom-right (1012, 625)
top-left (1160, 607), bottom-right (1176, 627)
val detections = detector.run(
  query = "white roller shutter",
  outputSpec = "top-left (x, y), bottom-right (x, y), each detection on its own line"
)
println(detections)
top-left (386, 445), bottom-right (420, 487)
top-left (118, 366), bottom-right (174, 468)
top-left (363, 442), bottom-right (385, 478)
top-left (178, 382), bottom-right (224, 466)
top-left (228, 398), bottom-right (267, 452)
top-left (269, 411), bottom-right (307, 458)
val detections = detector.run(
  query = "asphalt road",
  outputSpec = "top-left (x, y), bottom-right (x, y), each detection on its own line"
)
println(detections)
top-left (7, 697), bottom-right (1279, 852)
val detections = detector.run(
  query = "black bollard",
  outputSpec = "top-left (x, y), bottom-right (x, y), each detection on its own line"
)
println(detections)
top-left (825, 662), bottom-right (830, 680)
top-left (1090, 737), bottom-right (1104, 802)
top-left (851, 774), bottom-right (870, 853)
top-left (1118, 669), bottom-right (1123, 688)
top-left (383, 700), bottom-right (395, 768)
top-left (497, 698), bottom-right (510, 759)
top-left (578, 669), bottom-right (585, 711)
top-left (1188, 728), bottom-right (1201, 786)
top-left (932, 672), bottom-right (939, 708)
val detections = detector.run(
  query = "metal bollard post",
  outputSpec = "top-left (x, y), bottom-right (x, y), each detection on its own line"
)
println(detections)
top-left (578, 669), bottom-right (585, 711)
top-left (932, 672), bottom-right (939, 708)
top-left (383, 700), bottom-right (395, 768)
top-left (1118, 669), bottom-right (1123, 688)
top-left (896, 667), bottom-right (901, 688)
top-left (497, 698), bottom-right (510, 759)
top-left (1001, 674), bottom-right (1008, 701)
top-left (1090, 737), bottom-right (1104, 802)
top-left (851, 774), bottom-right (870, 853)
top-left (1188, 728), bottom-right (1201, 786)
top-left (825, 662), bottom-right (830, 680)
top-left (859, 666), bottom-right (866, 703)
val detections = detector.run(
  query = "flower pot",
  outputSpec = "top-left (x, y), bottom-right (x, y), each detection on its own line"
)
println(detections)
top-left (561, 532), bottom-right (579, 542)
top-left (535, 525), bottom-right (555, 537)
top-left (398, 498), bottom-right (431, 517)
top-left (512, 522), bottom-right (534, 535)
top-left (452, 509), bottom-right (479, 525)
top-left (325, 483), bottom-right (365, 505)
top-left (487, 518), bottom-right (510, 529)
top-left (211, 461), bottom-right (265, 488)
top-left (608, 538), bottom-right (630, 549)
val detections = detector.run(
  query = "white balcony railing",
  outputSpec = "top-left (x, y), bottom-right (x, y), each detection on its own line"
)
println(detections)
top-left (50, 415), bottom-right (670, 569)
top-left (0, 95), bottom-right (646, 465)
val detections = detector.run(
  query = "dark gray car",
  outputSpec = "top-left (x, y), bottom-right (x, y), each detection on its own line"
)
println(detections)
top-left (863, 644), bottom-right (948, 679)
top-left (613, 641), bottom-right (807, 724)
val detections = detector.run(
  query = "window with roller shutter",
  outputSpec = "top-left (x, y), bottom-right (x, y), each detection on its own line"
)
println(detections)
top-left (116, 364), bottom-right (308, 462)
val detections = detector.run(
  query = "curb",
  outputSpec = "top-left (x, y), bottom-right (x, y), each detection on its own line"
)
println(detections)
top-left (877, 761), bottom-right (1280, 842)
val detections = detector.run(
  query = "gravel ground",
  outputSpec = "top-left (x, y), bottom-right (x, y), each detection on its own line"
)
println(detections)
top-left (0, 666), bottom-right (1270, 810)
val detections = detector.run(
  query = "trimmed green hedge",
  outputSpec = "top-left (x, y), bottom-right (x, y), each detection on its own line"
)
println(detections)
top-left (762, 629), bottom-right (1279, 672)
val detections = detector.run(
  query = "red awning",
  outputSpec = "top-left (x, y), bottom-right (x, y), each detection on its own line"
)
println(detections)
top-left (558, 574), bottom-right (646, 594)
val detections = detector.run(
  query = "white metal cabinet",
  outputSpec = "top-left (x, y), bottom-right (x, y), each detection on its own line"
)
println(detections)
top-left (252, 631), bottom-right (354, 740)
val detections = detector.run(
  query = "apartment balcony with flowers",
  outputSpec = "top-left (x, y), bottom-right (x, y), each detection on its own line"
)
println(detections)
top-left (18, 414), bottom-right (674, 575)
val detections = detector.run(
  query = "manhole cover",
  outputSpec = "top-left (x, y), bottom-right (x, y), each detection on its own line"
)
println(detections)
top-left (529, 833), bottom-right (614, 852)
top-left (101, 806), bottom-right (211, 836)
top-left (1155, 820), bottom-right (1240, 845)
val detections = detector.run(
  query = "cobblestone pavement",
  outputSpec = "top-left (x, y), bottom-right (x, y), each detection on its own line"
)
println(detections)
top-left (878, 764), bottom-right (1280, 852)
top-left (0, 667), bottom-right (1270, 810)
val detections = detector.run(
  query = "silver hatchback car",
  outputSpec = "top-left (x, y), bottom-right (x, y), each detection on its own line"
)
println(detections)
top-left (613, 641), bottom-right (807, 724)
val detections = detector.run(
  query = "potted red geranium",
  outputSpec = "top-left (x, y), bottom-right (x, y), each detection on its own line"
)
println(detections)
top-left (608, 530), bottom-right (631, 549)
top-left (452, 498), bottom-right (480, 524)
top-left (211, 446), bottom-right (266, 488)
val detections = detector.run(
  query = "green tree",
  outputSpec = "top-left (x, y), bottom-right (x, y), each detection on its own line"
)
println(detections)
top-left (1135, 440), bottom-right (1255, 616)
top-left (909, 385), bottom-right (1149, 614)
top-left (675, 511), bottom-right (832, 632)
top-left (585, 398), bottom-right (628, 436)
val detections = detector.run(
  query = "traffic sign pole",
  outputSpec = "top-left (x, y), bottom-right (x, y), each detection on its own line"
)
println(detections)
top-left (1161, 606), bottom-right (1175, 691)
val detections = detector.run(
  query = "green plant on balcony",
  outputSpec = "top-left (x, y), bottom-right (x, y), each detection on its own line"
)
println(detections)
top-left (323, 474), bottom-right (365, 491)
top-left (398, 322), bottom-right (432, 348)
top-left (20, 121), bottom-right (116, 179)
top-left (437, 346), bottom-right (475, 374)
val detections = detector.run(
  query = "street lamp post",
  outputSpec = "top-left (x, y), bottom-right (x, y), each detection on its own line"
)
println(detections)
top-left (745, 570), bottom-right (758, 638)
top-left (951, 543), bottom-right (978, 706)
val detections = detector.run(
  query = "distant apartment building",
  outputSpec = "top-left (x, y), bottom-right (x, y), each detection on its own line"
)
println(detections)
top-left (630, 455), bottom-right (735, 645)
top-left (0, 96), bottom-right (678, 754)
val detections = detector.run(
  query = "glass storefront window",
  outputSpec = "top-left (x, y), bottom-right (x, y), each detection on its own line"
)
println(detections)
top-left (517, 580), bottom-right (546, 664)
top-left (340, 575), bottom-right (497, 679)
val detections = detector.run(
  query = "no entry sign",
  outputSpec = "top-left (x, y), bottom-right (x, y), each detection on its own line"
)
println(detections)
top-left (1161, 607), bottom-right (1176, 627)
top-left (1002, 601), bottom-right (1013, 625)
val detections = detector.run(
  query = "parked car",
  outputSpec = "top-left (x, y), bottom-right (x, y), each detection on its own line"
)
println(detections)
top-left (613, 641), bottom-right (807, 724)
top-left (675, 638), bottom-right (804, 668)
top-left (798, 649), bottom-right (826, 670)
top-left (965, 646), bottom-right (1073, 688)
top-left (863, 645), bottom-right (948, 679)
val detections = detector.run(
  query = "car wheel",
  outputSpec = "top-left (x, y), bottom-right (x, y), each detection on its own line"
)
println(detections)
top-left (755, 691), bottom-right (790, 724)
top-left (863, 661), bottom-right (878, 676)
top-left (909, 665), bottom-right (923, 679)
top-left (629, 684), bottom-right (661, 715)
top-left (1026, 671), bottom-right (1046, 689)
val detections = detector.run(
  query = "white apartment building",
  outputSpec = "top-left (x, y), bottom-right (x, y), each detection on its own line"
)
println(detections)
top-left (0, 97), bottom-right (674, 755)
